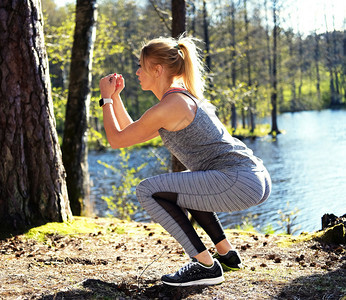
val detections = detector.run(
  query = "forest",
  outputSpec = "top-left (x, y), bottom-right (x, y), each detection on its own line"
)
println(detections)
top-left (0, 1), bottom-right (345, 298)
top-left (43, 0), bottom-right (345, 145)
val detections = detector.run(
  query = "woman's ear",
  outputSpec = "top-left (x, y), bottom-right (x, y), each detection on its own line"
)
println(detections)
top-left (154, 64), bottom-right (163, 78)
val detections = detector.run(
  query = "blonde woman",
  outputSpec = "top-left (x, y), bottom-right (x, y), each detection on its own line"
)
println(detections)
top-left (99, 36), bottom-right (271, 286)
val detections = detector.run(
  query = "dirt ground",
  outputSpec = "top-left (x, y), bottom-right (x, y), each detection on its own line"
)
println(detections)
top-left (0, 217), bottom-right (345, 300)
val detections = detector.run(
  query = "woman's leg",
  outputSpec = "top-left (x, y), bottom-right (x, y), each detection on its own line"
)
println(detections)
top-left (136, 168), bottom-right (270, 258)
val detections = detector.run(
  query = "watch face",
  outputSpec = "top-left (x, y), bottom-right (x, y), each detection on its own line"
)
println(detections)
top-left (99, 98), bottom-right (104, 107)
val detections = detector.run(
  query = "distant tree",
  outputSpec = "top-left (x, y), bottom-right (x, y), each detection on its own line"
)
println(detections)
top-left (203, 0), bottom-right (211, 77)
top-left (0, 0), bottom-right (72, 231)
top-left (243, 0), bottom-right (255, 132)
top-left (230, 0), bottom-right (237, 129)
top-left (270, 0), bottom-right (280, 134)
top-left (62, 0), bottom-right (97, 215)
top-left (314, 32), bottom-right (322, 104)
top-left (285, 29), bottom-right (297, 111)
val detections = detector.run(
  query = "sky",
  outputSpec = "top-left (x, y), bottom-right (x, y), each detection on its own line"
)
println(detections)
top-left (282, 0), bottom-right (345, 35)
top-left (54, 0), bottom-right (345, 36)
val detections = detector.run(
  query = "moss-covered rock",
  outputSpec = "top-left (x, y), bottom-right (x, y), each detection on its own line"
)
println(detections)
top-left (318, 223), bottom-right (346, 245)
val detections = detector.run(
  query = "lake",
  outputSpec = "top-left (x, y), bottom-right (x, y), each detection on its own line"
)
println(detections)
top-left (88, 109), bottom-right (346, 234)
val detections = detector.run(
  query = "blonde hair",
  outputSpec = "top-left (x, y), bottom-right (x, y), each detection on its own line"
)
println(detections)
top-left (140, 35), bottom-right (205, 100)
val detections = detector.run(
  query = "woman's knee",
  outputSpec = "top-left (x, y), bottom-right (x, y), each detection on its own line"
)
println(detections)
top-left (259, 169), bottom-right (272, 204)
top-left (136, 178), bottom-right (153, 204)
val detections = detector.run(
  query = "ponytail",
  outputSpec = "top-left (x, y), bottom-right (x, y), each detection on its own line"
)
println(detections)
top-left (177, 36), bottom-right (205, 100)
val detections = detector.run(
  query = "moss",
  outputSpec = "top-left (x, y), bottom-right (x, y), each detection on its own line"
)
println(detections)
top-left (24, 217), bottom-right (102, 242)
top-left (277, 231), bottom-right (325, 247)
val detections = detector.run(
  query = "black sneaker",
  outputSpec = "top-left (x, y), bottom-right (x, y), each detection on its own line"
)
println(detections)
top-left (161, 258), bottom-right (224, 287)
top-left (213, 250), bottom-right (242, 272)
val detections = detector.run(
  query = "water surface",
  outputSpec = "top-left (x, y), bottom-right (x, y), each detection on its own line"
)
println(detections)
top-left (89, 109), bottom-right (346, 234)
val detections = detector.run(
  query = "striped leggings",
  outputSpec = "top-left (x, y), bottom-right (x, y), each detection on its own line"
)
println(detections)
top-left (136, 166), bottom-right (271, 257)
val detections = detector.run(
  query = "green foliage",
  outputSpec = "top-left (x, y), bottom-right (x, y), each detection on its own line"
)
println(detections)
top-left (51, 87), bottom-right (68, 143)
top-left (43, 0), bottom-right (345, 150)
top-left (277, 201), bottom-right (301, 235)
top-left (230, 124), bottom-right (271, 138)
top-left (97, 148), bottom-right (147, 220)
top-left (262, 224), bottom-right (276, 235)
top-left (235, 213), bottom-right (258, 232)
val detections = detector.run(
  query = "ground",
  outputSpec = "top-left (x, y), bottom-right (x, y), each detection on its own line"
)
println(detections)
top-left (0, 217), bottom-right (345, 300)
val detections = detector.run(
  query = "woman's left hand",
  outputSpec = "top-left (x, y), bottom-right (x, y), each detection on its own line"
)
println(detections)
top-left (99, 74), bottom-right (117, 98)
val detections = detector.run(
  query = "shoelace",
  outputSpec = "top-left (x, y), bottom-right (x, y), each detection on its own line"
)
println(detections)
top-left (177, 260), bottom-right (198, 275)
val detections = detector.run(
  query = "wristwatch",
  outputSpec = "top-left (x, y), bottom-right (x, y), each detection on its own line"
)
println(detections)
top-left (99, 98), bottom-right (113, 107)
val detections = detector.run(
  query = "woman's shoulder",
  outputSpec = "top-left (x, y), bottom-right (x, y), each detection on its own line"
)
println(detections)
top-left (160, 91), bottom-right (197, 111)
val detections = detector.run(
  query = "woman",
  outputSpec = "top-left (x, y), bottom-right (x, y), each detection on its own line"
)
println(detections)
top-left (99, 36), bottom-right (271, 287)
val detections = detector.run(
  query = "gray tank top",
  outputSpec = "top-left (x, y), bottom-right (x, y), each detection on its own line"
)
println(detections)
top-left (158, 89), bottom-right (262, 172)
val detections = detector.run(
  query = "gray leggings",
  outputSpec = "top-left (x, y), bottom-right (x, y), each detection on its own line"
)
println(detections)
top-left (136, 167), bottom-right (271, 257)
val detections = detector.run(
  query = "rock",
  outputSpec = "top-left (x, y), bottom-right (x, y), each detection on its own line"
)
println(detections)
top-left (319, 223), bottom-right (346, 245)
top-left (321, 213), bottom-right (346, 230)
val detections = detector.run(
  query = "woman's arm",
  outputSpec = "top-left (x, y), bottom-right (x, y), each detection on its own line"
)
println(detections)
top-left (111, 75), bottom-right (133, 129)
top-left (100, 74), bottom-right (161, 148)
top-left (102, 102), bottom-right (164, 149)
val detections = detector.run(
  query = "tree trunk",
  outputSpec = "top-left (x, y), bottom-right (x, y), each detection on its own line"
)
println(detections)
top-left (230, 1), bottom-right (237, 130)
top-left (62, 0), bottom-right (97, 215)
top-left (244, 0), bottom-right (255, 133)
top-left (286, 31), bottom-right (297, 111)
top-left (332, 30), bottom-right (340, 103)
top-left (0, 0), bottom-right (72, 231)
top-left (314, 32), bottom-right (321, 103)
top-left (264, 0), bottom-right (272, 112)
top-left (203, 0), bottom-right (211, 75)
top-left (171, 0), bottom-right (187, 173)
top-left (270, 0), bottom-right (280, 134)
top-left (172, 0), bottom-right (186, 38)
top-left (298, 33), bottom-right (303, 104)
top-left (324, 30), bottom-right (336, 106)
top-left (343, 30), bottom-right (346, 102)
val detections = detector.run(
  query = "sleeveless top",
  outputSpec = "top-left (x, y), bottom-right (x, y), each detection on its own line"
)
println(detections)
top-left (158, 88), bottom-right (263, 172)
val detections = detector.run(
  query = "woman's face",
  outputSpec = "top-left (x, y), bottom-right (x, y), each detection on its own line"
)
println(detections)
top-left (136, 58), bottom-right (156, 91)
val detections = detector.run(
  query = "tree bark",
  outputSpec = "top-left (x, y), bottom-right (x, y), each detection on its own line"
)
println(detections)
top-left (314, 32), bottom-right (321, 104)
top-left (0, 0), bottom-right (72, 231)
top-left (264, 0), bottom-right (272, 112)
top-left (172, 0), bottom-right (186, 38)
top-left (62, 0), bottom-right (97, 215)
top-left (230, 1), bottom-right (237, 130)
top-left (244, 0), bottom-right (255, 132)
top-left (203, 0), bottom-right (211, 75)
top-left (270, 0), bottom-right (280, 134)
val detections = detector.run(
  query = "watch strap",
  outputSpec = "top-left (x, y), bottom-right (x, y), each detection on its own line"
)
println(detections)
top-left (99, 98), bottom-right (113, 107)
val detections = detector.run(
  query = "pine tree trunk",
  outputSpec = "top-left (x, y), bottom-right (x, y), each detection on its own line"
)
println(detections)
top-left (244, 0), bottom-right (255, 133)
top-left (230, 1), bottom-right (237, 130)
top-left (171, 0), bottom-right (187, 173)
top-left (314, 33), bottom-right (321, 103)
top-left (172, 0), bottom-right (186, 38)
top-left (0, 0), bottom-right (72, 231)
top-left (264, 0), bottom-right (272, 113)
top-left (62, 0), bottom-right (97, 215)
top-left (270, 0), bottom-right (280, 134)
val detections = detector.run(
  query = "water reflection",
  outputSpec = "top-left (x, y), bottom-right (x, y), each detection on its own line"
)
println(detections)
top-left (89, 109), bottom-right (346, 234)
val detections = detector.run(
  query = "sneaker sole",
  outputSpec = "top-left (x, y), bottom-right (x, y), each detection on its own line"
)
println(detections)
top-left (221, 263), bottom-right (241, 272)
top-left (162, 275), bottom-right (225, 287)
